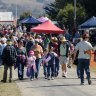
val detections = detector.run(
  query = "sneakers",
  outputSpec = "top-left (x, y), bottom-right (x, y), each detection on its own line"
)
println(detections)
top-left (62, 73), bottom-right (67, 78)
top-left (80, 82), bottom-right (84, 85)
top-left (80, 79), bottom-right (92, 85)
top-left (47, 77), bottom-right (50, 80)
top-left (88, 79), bottom-right (92, 85)
top-left (47, 76), bottom-right (55, 80)
top-left (45, 75), bottom-right (47, 79)
top-left (1, 80), bottom-right (6, 83)
top-left (9, 79), bottom-right (12, 83)
top-left (45, 76), bottom-right (47, 79)
top-left (62, 75), bottom-right (67, 78)
top-left (51, 77), bottom-right (54, 80)
top-left (30, 78), bottom-right (34, 81)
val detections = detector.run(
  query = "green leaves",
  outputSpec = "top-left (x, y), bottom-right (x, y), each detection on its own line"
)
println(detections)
top-left (19, 11), bottom-right (32, 21)
top-left (44, 0), bottom-right (87, 30)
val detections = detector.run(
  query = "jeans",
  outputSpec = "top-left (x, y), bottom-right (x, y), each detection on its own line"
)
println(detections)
top-left (54, 57), bottom-right (59, 75)
top-left (78, 59), bottom-right (90, 83)
top-left (43, 64), bottom-right (48, 76)
top-left (35, 58), bottom-right (42, 78)
top-left (47, 64), bottom-right (55, 77)
top-left (18, 63), bottom-right (24, 79)
top-left (77, 64), bottom-right (80, 77)
top-left (30, 66), bottom-right (34, 79)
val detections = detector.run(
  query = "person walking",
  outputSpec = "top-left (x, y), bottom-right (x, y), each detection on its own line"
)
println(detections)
top-left (49, 37), bottom-right (59, 77)
top-left (26, 50), bottom-right (36, 81)
top-left (45, 47), bottom-right (58, 80)
top-left (73, 33), bottom-right (93, 85)
top-left (31, 39), bottom-right (43, 79)
top-left (58, 36), bottom-right (70, 78)
top-left (42, 48), bottom-right (49, 79)
top-left (16, 39), bottom-right (27, 80)
top-left (1, 39), bottom-right (17, 83)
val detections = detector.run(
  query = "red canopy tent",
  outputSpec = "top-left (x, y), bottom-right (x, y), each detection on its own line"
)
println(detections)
top-left (31, 20), bottom-right (64, 34)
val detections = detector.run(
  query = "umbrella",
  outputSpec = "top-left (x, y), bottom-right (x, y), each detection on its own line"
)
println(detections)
top-left (38, 16), bottom-right (49, 23)
top-left (31, 20), bottom-right (64, 34)
top-left (79, 16), bottom-right (96, 28)
top-left (20, 16), bottom-right (41, 24)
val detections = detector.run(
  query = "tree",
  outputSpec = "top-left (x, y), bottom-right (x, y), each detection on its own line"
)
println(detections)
top-left (44, 0), bottom-right (87, 30)
top-left (19, 11), bottom-right (32, 21)
top-left (44, 0), bottom-right (72, 20)
top-left (44, 3), bottom-right (58, 20)
top-left (56, 4), bottom-right (86, 30)
top-left (77, 0), bottom-right (96, 17)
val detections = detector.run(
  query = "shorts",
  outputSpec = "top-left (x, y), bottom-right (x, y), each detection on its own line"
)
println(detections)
top-left (59, 56), bottom-right (69, 65)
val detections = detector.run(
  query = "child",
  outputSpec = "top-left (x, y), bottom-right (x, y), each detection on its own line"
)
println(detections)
top-left (67, 43), bottom-right (74, 68)
top-left (26, 50), bottom-right (36, 81)
top-left (42, 48), bottom-right (49, 79)
top-left (45, 47), bottom-right (58, 80)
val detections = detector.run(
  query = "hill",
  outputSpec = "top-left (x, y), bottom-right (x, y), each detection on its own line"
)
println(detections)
top-left (0, 0), bottom-right (54, 18)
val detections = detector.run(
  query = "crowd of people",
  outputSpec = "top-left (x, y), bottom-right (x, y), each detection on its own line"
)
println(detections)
top-left (0, 24), bottom-right (96, 85)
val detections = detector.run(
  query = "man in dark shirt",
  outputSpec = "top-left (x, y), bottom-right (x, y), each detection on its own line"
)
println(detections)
top-left (1, 39), bottom-right (17, 83)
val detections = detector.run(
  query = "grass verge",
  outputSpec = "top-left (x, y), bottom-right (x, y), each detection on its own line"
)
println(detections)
top-left (0, 66), bottom-right (21, 96)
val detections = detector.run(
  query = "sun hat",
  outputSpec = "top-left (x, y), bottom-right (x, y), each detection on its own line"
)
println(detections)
top-left (29, 50), bottom-right (34, 55)
top-left (60, 36), bottom-right (67, 42)
top-left (53, 37), bottom-right (58, 42)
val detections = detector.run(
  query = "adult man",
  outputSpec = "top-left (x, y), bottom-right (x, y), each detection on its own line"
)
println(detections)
top-left (59, 36), bottom-right (70, 78)
top-left (73, 33), bottom-right (93, 85)
top-left (1, 39), bottom-right (17, 83)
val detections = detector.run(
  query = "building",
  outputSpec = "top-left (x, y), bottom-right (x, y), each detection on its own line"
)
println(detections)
top-left (0, 12), bottom-right (14, 25)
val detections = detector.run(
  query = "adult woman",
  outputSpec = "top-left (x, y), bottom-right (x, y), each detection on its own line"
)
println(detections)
top-left (16, 39), bottom-right (27, 80)
top-left (31, 39), bottom-right (43, 79)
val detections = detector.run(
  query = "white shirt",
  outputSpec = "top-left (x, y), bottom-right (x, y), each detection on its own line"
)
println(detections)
top-left (75, 41), bottom-right (93, 59)
top-left (27, 56), bottom-right (36, 66)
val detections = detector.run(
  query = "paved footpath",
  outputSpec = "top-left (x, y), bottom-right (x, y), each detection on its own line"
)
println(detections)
top-left (13, 66), bottom-right (96, 96)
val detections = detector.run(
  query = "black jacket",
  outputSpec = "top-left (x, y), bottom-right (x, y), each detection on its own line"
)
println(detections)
top-left (2, 45), bottom-right (17, 66)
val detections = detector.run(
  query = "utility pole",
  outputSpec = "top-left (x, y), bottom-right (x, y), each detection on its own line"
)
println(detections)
top-left (15, 1), bottom-right (17, 26)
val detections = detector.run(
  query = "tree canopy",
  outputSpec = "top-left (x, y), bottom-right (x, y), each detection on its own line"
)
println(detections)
top-left (44, 0), bottom-right (87, 30)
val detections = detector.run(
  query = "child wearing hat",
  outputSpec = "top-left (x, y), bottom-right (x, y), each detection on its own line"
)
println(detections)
top-left (26, 50), bottom-right (36, 81)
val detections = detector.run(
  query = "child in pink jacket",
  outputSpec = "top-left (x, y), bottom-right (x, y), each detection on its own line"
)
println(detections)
top-left (27, 50), bottom-right (36, 81)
